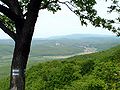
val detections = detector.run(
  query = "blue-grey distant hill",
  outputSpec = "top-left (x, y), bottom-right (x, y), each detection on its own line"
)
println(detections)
top-left (47, 34), bottom-right (117, 40)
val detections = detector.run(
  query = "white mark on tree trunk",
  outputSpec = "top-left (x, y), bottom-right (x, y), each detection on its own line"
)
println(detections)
top-left (12, 69), bottom-right (19, 76)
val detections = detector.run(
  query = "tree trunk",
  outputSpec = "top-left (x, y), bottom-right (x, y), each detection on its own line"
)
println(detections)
top-left (10, 34), bottom-right (32, 90)
top-left (9, 0), bottom-right (42, 89)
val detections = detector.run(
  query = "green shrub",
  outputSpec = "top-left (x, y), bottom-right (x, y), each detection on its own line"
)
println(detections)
top-left (0, 77), bottom-right (9, 90)
top-left (80, 60), bottom-right (95, 76)
top-left (65, 75), bottom-right (106, 90)
top-left (93, 61), bottom-right (120, 90)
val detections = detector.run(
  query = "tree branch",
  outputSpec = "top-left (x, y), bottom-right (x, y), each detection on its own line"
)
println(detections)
top-left (58, 1), bottom-right (75, 12)
top-left (0, 0), bottom-right (10, 7)
top-left (7, 0), bottom-right (23, 17)
top-left (0, 4), bottom-right (18, 21)
top-left (0, 20), bottom-right (16, 41)
top-left (22, 0), bottom-right (42, 36)
top-left (0, 0), bottom-right (24, 20)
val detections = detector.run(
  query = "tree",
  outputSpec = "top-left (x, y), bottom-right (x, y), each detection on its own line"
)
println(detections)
top-left (0, 0), bottom-right (119, 90)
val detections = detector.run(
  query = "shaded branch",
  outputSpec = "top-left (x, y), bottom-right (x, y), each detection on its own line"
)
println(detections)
top-left (0, 20), bottom-right (16, 41)
top-left (58, 1), bottom-right (75, 12)
top-left (7, 0), bottom-right (23, 17)
top-left (0, 4), bottom-right (18, 21)
top-left (0, 0), bottom-right (10, 7)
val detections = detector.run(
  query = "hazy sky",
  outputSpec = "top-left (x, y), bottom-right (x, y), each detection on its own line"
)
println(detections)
top-left (0, 0), bottom-right (118, 39)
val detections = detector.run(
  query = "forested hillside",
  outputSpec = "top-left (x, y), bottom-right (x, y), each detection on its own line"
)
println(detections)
top-left (0, 44), bottom-right (120, 90)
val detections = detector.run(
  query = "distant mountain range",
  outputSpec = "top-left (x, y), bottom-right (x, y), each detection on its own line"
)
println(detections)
top-left (0, 34), bottom-right (118, 42)
top-left (47, 34), bottom-right (116, 39)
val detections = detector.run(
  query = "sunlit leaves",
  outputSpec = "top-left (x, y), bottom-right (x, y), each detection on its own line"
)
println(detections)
top-left (47, 3), bottom-right (61, 14)
top-left (19, 0), bottom-right (29, 12)
top-left (41, 0), bottom-right (61, 13)
top-left (0, 14), bottom-right (15, 32)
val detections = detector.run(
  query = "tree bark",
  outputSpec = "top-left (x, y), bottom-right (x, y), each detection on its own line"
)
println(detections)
top-left (10, 32), bottom-right (32, 90)
top-left (9, 0), bottom-right (42, 89)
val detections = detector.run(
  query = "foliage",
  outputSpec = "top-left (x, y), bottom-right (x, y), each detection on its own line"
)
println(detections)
top-left (93, 61), bottom-right (120, 90)
top-left (80, 60), bottom-right (95, 76)
top-left (0, 15), bottom-right (15, 31)
top-left (66, 75), bottom-right (107, 90)
top-left (0, 77), bottom-right (9, 90)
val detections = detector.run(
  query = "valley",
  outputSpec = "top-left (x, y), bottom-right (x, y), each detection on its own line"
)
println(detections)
top-left (0, 34), bottom-right (120, 79)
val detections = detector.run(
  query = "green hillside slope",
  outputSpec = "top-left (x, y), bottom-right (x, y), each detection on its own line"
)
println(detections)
top-left (0, 45), bottom-right (120, 90)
